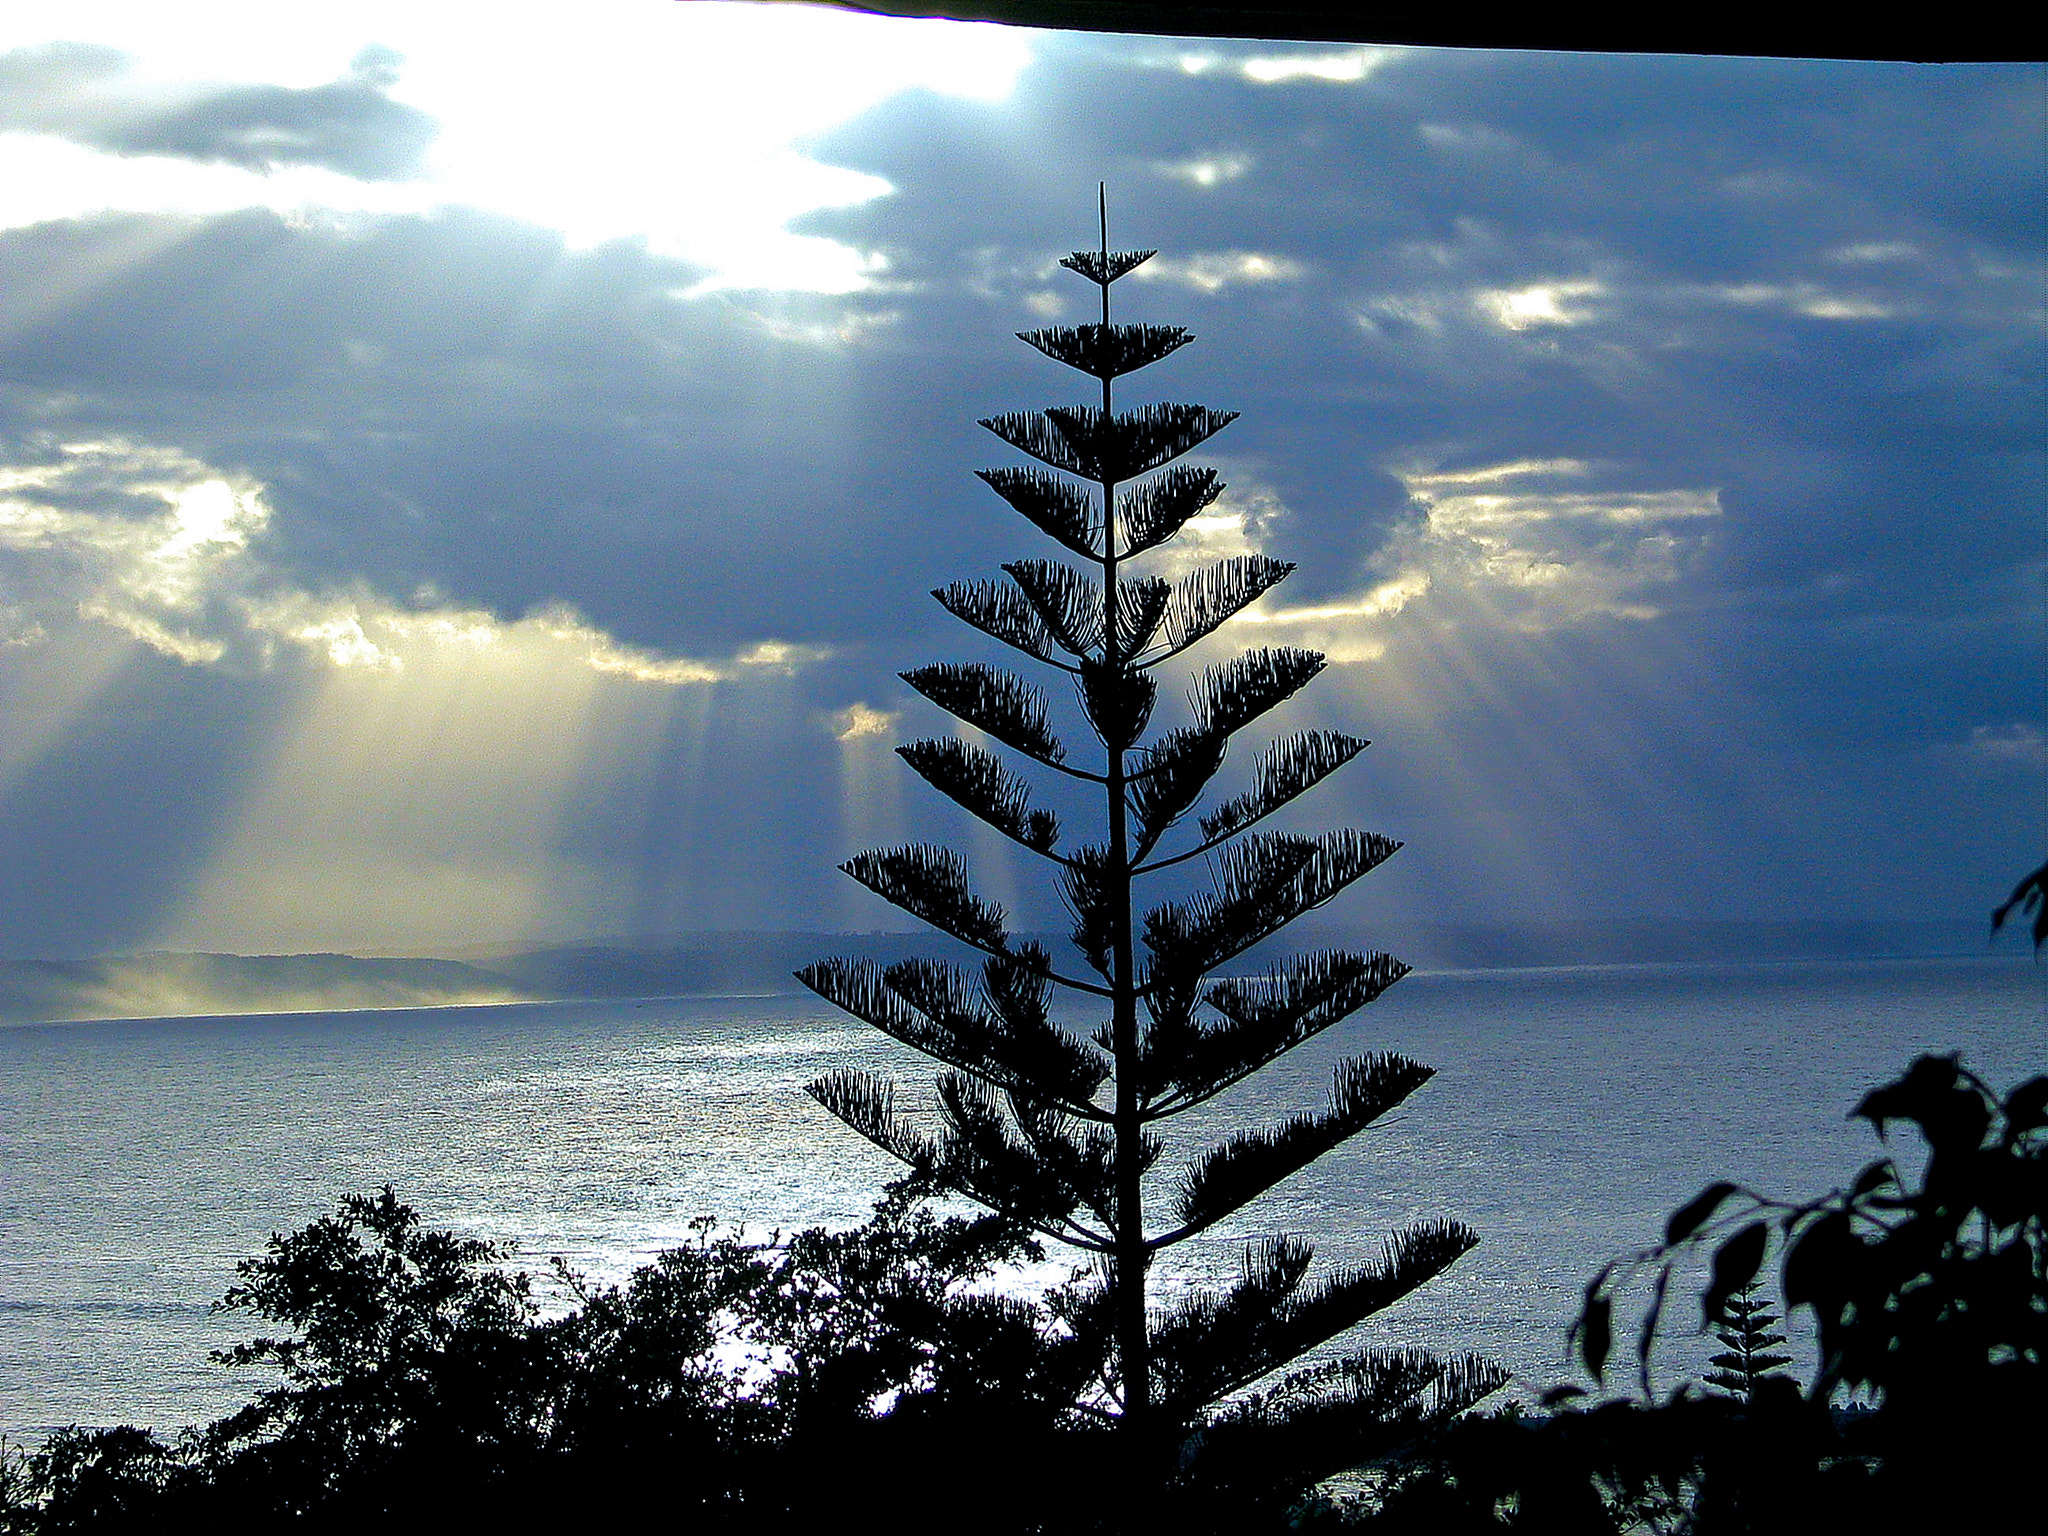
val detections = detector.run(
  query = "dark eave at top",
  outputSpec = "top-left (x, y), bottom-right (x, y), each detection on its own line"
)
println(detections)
top-left (764, 2), bottom-right (2041, 63)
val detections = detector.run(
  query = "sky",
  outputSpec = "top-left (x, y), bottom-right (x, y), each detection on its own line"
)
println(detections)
top-left (0, 1), bottom-right (2040, 958)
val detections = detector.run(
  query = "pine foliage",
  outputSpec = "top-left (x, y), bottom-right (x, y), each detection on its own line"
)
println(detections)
top-left (932, 578), bottom-right (1069, 668)
top-left (897, 738), bottom-right (1059, 853)
top-left (840, 846), bottom-right (1010, 952)
top-left (1121, 464), bottom-right (1225, 555)
top-left (1158, 556), bottom-right (1295, 659)
top-left (975, 466), bottom-right (1099, 556)
top-left (1200, 732), bottom-right (1368, 843)
top-left (804, 200), bottom-right (1496, 1486)
top-left (1702, 1280), bottom-right (1792, 1405)
top-left (900, 663), bottom-right (1066, 768)
top-left (1020, 322), bottom-right (1192, 377)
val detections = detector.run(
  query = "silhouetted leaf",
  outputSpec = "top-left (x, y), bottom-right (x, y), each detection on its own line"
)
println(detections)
top-left (808, 1067), bottom-right (936, 1172)
top-left (1665, 1181), bottom-right (1741, 1245)
top-left (981, 409), bottom-right (1090, 476)
top-left (1193, 647), bottom-right (1326, 738)
top-left (2006, 1074), bottom-right (2048, 1134)
top-left (1262, 1222), bottom-right (1478, 1378)
top-left (898, 738), bottom-right (1059, 853)
top-left (1579, 1293), bottom-right (1613, 1381)
top-left (1156, 1228), bottom-right (1487, 1416)
top-left (1060, 844), bottom-right (1114, 978)
top-left (802, 955), bottom-right (1102, 1119)
top-left (1152, 1235), bottom-right (1317, 1408)
top-left (1115, 575), bottom-right (1172, 658)
top-left (1146, 950), bottom-right (1410, 1115)
top-left (1989, 856), bottom-right (2048, 949)
top-left (1127, 725), bottom-right (1227, 855)
top-left (1144, 830), bottom-right (1401, 983)
top-left (842, 846), bottom-right (1010, 952)
top-left (1004, 559), bottom-right (1103, 657)
top-left (1850, 1159), bottom-right (1898, 1198)
top-left (1637, 1266), bottom-right (1671, 1398)
top-left (1171, 1055), bottom-right (1434, 1234)
top-left (932, 579), bottom-right (1064, 666)
top-left (1199, 731), bottom-right (1366, 842)
top-left (921, 1071), bottom-right (1106, 1240)
top-left (1704, 1223), bottom-right (1770, 1324)
top-left (1156, 556), bottom-right (1295, 658)
top-left (800, 957), bottom-right (935, 1050)
top-left (1853, 1052), bottom-right (1961, 1139)
top-left (980, 946), bottom-right (1111, 1103)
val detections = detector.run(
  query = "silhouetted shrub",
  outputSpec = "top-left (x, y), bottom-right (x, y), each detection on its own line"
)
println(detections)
top-left (16, 1047), bottom-right (2032, 1532)
top-left (1583, 1052), bottom-right (2043, 1518)
top-left (1350, 1387), bottom-right (1864, 1534)
top-left (1340, 1053), bottom-right (2043, 1530)
top-left (0, 1188), bottom-right (1131, 1533)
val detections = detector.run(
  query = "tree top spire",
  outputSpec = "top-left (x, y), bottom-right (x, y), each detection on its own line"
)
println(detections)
top-left (1058, 184), bottom-right (1155, 286)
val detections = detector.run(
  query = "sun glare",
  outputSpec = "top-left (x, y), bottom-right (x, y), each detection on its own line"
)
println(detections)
top-left (0, 1), bottom-right (1034, 292)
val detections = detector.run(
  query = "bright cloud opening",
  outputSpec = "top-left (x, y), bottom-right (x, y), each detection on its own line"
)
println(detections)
top-left (1714, 281), bottom-right (1898, 321)
top-left (1957, 722), bottom-right (2048, 768)
top-left (0, 1), bottom-right (1034, 294)
top-left (1134, 250), bottom-right (1305, 293)
top-left (1241, 49), bottom-right (1395, 85)
top-left (1154, 152), bottom-right (1253, 188)
top-left (834, 701), bottom-right (898, 741)
top-left (1477, 279), bottom-right (1606, 331)
top-left (1393, 461), bottom-right (1722, 627)
top-left (1234, 459), bottom-right (1724, 666)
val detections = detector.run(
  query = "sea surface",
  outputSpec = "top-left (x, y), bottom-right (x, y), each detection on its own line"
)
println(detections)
top-left (2, 954), bottom-right (2041, 1441)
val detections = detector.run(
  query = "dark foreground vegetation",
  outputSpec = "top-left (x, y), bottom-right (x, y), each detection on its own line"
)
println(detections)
top-left (1358, 1052), bottom-right (2043, 1531)
top-left (3, 1051), bottom-right (2038, 1534)
top-left (0, 1184), bottom-right (1485, 1535)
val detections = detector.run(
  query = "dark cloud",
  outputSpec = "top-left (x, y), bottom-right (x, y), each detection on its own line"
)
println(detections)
top-left (800, 43), bottom-right (2043, 680)
top-left (0, 41), bottom-right (435, 179)
top-left (0, 197), bottom-right (1102, 660)
top-left (0, 37), bottom-right (2038, 951)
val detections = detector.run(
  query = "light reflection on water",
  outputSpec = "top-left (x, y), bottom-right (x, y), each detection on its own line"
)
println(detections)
top-left (1, 954), bottom-right (2040, 1437)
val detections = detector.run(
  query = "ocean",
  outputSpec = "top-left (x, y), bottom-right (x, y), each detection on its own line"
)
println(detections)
top-left (2, 953), bottom-right (2041, 1441)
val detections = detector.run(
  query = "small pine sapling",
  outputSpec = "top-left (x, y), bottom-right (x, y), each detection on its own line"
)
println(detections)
top-left (1701, 1280), bottom-right (1792, 1405)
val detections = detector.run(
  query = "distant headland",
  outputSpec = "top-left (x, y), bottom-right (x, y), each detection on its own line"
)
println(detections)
top-left (0, 919), bottom-right (2002, 1026)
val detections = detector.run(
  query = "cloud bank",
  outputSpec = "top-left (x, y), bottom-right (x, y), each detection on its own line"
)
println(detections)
top-left (0, 9), bottom-right (2037, 955)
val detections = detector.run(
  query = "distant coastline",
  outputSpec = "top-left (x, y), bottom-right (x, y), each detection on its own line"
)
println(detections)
top-left (0, 919), bottom-right (2011, 1026)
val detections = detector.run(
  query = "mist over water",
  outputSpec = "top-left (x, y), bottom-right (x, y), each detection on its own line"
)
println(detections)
top-left (2, 954), bottom-right (2041, 1438)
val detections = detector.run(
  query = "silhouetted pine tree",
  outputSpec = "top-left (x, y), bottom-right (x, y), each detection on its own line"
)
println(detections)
top-left (1702, 1281), bottom-right (1791, 1406)
top-left (801, 197), bottom-right (1501, 1484)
